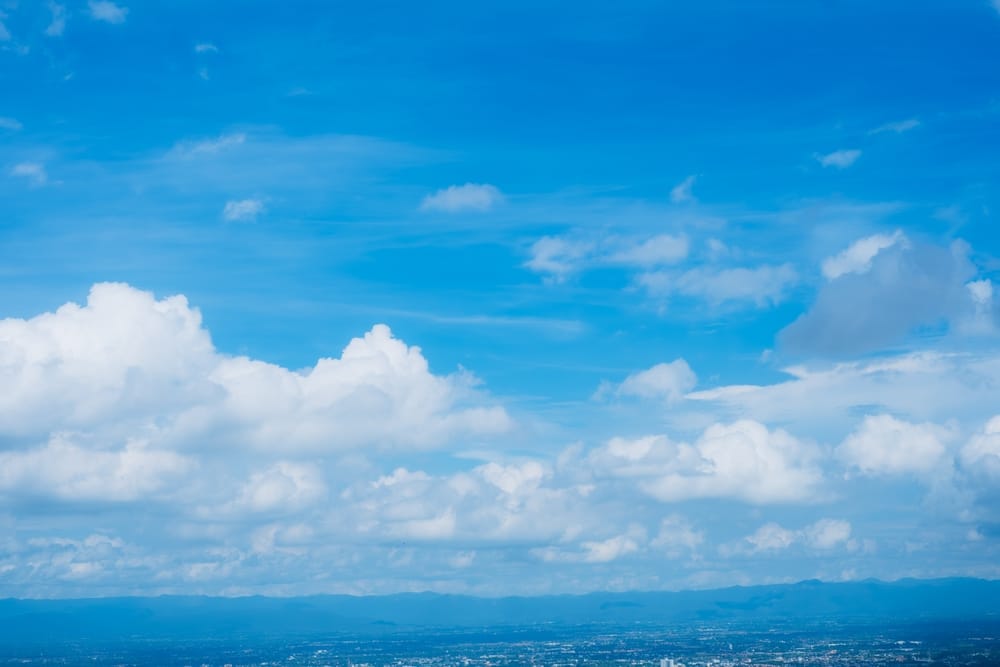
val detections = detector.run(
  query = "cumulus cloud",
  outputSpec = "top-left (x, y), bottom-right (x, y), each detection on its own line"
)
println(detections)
top-left (639, 263), bottom-right (798, 307)
top-left (88, 0), bottom-right (127, 24)
top-left (838, 414), bottom-right (951, 476)
top-left (0, 436), bottom-right (191, 502)
top-left (590, 421), bottom-right (822, 504)
top-left (816, 149), bottom-right (861, 168)
top-left (45, 2), bottom-right (67, 36)
top-left (670, 175), bottom-right (697, 203)
top-left (9, 162), bottom-right (47, 186)
top-left (960, 416), bottom-right (1000, 479)
top-left (226, 462), bottom-right (326, 514)
top-left (0, 282), bottom-right (510, 461)
top-left (420, 183), bottom-right (503, 212)
top-left (613, 359), bottom-right (697, 403)
top-left (223, 198), bottom-right (264, 221)
top-left (781, 240), bottom-right (981, 356)
top-left (821, 230), bottom-right (906, 280)
top-left (195, 42), bottom-right (219, 53)
top-left (736, 519), bottom-right (852, 554)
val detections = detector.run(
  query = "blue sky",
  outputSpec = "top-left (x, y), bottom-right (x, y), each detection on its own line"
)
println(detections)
top-left (1, 0), bottom-right (999, 596)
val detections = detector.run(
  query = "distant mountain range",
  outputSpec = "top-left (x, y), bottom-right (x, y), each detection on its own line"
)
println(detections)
top-left (1, 577), bottom-right (998, 642)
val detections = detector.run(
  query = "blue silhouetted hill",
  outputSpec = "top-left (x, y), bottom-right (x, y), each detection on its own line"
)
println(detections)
top-left (0, 577), bottom-right (997, 642)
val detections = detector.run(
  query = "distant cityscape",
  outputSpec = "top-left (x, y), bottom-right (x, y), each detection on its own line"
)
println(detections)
top-left (1, 620), bottom-right (997, 666)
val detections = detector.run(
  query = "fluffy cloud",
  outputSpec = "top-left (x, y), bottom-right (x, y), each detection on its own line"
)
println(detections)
top-left (420, 183), bottom-right (503, 212)
top-left (0, 283), bottom-right (510, 464)
top-left (88, 0), bottom-right (127, 24)
top-left (614, 359), bottom-right (697, 403)
top-left (195, 43), bottom-right (219, 53)
top-left (0, 436), bottom-right (191, 502)
top-left (225, 462), bottom-right (326, 514)
top-left (590, 420), bottom-right (822, 504)
top-left (838, 414), bottom-right (951, 476)
top-left (222, 198), bottom-right (264, 221)
top-left (821, 230), bottom-right (906, 280)
top-left (816, 149), bottom-right (861, 168)
top-left (737, 519), bottom-right (852, 554)
top-left (525, 236), bottom-right (593, 281)
top-left (781, 240), bottom-right (983, 355)
top-left (961, 416), bottom-right (1000, 479)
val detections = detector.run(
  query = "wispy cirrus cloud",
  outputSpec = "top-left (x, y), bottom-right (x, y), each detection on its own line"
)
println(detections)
top-left (869, 118), bottom-right (920, 135)
top-left (670, 174), bottom-right (697, 203)
top-left (816, 149), bottom-right (862, 169)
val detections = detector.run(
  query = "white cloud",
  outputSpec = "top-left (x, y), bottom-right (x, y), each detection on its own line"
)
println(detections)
top-left (171, 132), bottom-right (246, 157)
top-left (651, 515), bottom-right (703, 556)
top-left (817, 149), bottom-right (861, 169)
top-left (967, 279), bottom-right (993, 305)
top-left (615, 359), bottom-right (696, 403)
top-left (960, 415), bottom-right (1000, 479)
top-left (639, 263), bottom-right (798, 307)
top-left (88, 0), bottom-right (127, 24)
top-left (738, 519), bottom-right (852, 553)
top-left (838, 414), bottom-right (951, 476)
top-left (195, 42), bottom-right (219, 53)
top-left (223, 198), bottom-right (264, 222)
top-left (821, 230), bottom-right (906, 280)
top-left (9, 162), bottom-right (47, 186)
top-left (870, 118), bottom-right (920, 135)
top-left (420, 183), bottom-right (503, 213)
top-left (46, 2), bottom-right (67, 37)
top-left (592, 420), bottom-right (822, 504)
top-left (227, 462), bottom-right (326, 514)
top-left (805, 518), bottom-right (852, 549)
top-left (477, 461), bottom-right (546, 496)
top-left (670, 175), bottom-right (697, 203)
top-left (689, 351), bottom-right (1000, 443)
top-left (0, 117), bottom-right (21, 131)
top-left (581, 533), bottom-right (641, 563)
top-left (746, 523), bottom-right (797, 552)
top-left (0, 283), bottom-right (510, 458)
top-left (608, 234), bottom-right (689, 267)
top-left (0, 17), bottom-right (9, 41)
top-left (0, 436), bottom-right (191, 502)
top-left (781, 240), bottom-right (979, 355)
top-left (524, 236), bottom-right (592, 281)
